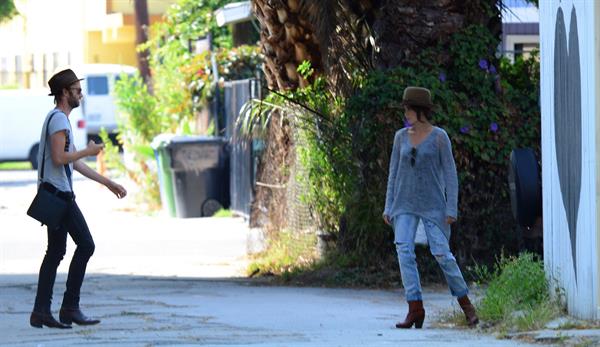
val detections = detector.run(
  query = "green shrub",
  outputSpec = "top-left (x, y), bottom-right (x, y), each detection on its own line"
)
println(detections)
top-left (141, 0), bottom-right (237, 130)
top-left (108, 75), bottom-right (161, 209)
top-left (478, 252), bottom-right (562, 331)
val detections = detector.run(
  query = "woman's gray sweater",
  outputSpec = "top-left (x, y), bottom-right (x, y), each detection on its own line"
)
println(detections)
top-left (384, 126), bottom-right (458, 240)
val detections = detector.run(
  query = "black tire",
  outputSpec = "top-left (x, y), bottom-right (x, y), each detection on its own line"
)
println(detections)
top-left (202, 199), bottom-right (223, 217)
top-left (29, 143), bottom-right (40, 170)
top-left (508, 148), bottom-right (541, 228)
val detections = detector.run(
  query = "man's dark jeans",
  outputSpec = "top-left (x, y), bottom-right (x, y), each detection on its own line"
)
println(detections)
top-left (33, 199), bottom-right (95, 313)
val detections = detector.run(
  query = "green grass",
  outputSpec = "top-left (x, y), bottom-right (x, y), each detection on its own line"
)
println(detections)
top-left (213, 209), bottom-right (233, 218)
top-left (0, 161), bottom-right (33, 170)
top-left (247, 230), bottom-right (318, 279)
top-left (433, 305), bottom-right (469, 328)
top-left (0, 159), bottom-right (97, 171)
top-left (439, 252), bottom-right (564, 333)
top-left (247, 238), bottom-right (403, 287)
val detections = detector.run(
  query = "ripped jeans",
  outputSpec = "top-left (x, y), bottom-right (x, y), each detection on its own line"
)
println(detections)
top-left (393, 214), bottom-right (468, 301)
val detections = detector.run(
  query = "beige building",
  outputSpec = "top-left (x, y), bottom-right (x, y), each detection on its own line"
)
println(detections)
top-left (501, 0), bottom-right (539, 62)
top-left (0, 0), bottom-right (175, 89)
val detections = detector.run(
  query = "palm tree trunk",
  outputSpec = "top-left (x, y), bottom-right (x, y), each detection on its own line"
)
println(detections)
top-left (250, 0), bottom-right (325, 232)
top-left (252, 0), bottom-right (323, 90)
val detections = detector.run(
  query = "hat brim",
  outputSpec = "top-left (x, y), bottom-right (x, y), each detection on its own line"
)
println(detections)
top-left (401, 100), bottom-right (436, 110)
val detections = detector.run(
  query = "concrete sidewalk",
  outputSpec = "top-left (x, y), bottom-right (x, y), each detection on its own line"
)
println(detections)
top-left (0, 170), bottom-right (565, 346)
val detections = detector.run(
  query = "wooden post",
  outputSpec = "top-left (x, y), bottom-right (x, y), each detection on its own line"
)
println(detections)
top-left (134, 0), bottom-right (151, 89)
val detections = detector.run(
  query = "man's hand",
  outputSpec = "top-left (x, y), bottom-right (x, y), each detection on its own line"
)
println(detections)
top-left (446, 216), bottom-right (456, 224)
top-left (86, 140), bottom-right (105, 156)
top-left (383, 214), bottom-right (391, 226)
top-left (107, 181), bottom-right (127, 199)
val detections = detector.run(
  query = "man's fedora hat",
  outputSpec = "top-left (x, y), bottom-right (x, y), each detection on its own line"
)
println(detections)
top-left (48, 69), bottom-right (84, 96)
top-left (402, 86), bottom-right (435, 109)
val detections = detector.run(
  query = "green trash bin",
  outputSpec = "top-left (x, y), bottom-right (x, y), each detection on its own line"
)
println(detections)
top-left (151, 134), bottom-right (177, 217)
top-left (166, 136), bottom-right (230, 218)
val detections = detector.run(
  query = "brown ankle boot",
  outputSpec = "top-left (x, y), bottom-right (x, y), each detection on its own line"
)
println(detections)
top-left (458, 295), bottom-right (479, 327)
top-left (395, 300), bottom-right (425, 329)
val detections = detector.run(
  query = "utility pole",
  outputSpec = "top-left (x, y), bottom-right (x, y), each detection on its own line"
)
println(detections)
top-left (134, 0), bottom-right (151, 89)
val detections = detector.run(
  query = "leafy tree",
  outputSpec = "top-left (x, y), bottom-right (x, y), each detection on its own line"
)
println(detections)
top-left (109, 0), bottom-right (262, 209)
top-left (0, 0), bottom-right (18, 23)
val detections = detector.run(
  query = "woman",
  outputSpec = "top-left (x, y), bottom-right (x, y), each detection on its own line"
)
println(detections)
top-left (383, 86), bottom-right (478, 328)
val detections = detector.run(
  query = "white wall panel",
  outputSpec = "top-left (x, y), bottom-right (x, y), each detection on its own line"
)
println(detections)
top-left (540, 0), bottom-right (598, 319)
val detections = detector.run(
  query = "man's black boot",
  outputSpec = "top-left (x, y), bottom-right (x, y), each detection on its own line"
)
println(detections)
top-left (59, 308), bottom-right (101, 326)
top-left (30, 311), bottom-right (72, 329)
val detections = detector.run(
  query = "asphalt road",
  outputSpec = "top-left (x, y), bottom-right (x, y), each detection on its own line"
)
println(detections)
top-left (0, 169), bottom-right (539, 346)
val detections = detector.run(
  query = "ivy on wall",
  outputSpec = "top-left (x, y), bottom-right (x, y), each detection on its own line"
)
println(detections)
top-left (247, 25), bottom-right (540, 269)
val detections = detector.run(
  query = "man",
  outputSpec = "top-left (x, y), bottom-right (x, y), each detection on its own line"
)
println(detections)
top-left (30, 69), bottom-right (127, 329)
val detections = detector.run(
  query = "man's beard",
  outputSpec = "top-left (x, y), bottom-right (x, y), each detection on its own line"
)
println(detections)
top-left (68, 96), bottom-right (80, 108)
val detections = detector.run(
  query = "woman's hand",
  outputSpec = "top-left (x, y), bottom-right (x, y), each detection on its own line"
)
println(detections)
top-left (383, 214), bottom-right (391, 225)
top-left (446, 216), bottom-right (456, 224)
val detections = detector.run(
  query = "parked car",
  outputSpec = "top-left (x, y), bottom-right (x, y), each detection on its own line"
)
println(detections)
top-left (75, 64), bottom-right (137, 142)
top-left (0, 88), bottom-right (87, 169)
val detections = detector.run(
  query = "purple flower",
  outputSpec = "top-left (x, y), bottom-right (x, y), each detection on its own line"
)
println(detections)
top-left (490, 122), bottom-right (499, 133)
top-left (460, 125), bottom-right (470, 134)
top-left (478, 59), bottom-right (488, 70)
top-left (489, 64), bottom-right (497, 74)
top-left (439, 72), bottom-right (446, 82)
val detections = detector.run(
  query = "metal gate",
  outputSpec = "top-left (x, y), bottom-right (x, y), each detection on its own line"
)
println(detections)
top-left (223, 79), bottom-right (261, 218)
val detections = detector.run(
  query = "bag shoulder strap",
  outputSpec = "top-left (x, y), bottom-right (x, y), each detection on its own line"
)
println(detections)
top-left (39, 109), bottom-right (60, 181)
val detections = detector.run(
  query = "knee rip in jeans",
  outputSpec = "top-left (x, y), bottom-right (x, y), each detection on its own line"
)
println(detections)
top-left (396, 242), bottom-right (413, 251)
top-left (434, 253), bottom-right (454, 263)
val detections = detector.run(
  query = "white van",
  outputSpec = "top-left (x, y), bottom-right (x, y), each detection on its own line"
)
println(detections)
top-left (0, 89), bottom-right (87, 169)
top-left (75, 64), bottom-right (137, 140)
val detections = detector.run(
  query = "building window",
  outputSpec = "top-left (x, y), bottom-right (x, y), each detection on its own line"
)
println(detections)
top-left (514, 42), bottom-right (539, 60)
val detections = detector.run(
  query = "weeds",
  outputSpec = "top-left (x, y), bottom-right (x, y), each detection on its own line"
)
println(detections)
top-left (473, 252), bottom-right (564, 332)
top-left (247, 230), bottom-right (318, 279)
top-left (213, 209), bottom-right (232, 218)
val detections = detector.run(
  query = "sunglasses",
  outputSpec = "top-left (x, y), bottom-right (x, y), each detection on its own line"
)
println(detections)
top-left (410, 147), bottom-right (417, 167)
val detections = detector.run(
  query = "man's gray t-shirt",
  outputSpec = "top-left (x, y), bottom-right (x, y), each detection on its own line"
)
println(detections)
top-left (37, 109), bottom-right (74, 192)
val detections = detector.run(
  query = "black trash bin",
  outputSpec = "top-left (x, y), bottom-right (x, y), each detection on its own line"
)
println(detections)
top-left (167, 136), bottom-right (230, 218)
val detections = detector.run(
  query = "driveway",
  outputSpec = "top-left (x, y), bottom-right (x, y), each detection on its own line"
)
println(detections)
top-left (0, 169), bottom-right (538, 346)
